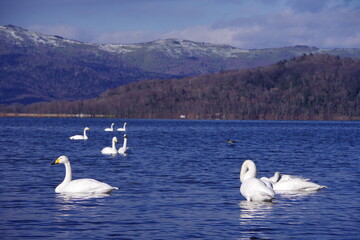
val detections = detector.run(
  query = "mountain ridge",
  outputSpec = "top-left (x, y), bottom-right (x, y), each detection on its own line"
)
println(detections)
top-left (1, 25), bottom-right (360, 105)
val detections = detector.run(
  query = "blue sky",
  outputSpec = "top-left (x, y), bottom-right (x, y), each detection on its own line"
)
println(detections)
top-left (0, 0), bottom-right (359, 48)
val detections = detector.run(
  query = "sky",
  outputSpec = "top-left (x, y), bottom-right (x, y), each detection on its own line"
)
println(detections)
top-left (0, 0), bottom-right (359, 49)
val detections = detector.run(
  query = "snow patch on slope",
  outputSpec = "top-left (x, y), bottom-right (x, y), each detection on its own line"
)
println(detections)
top-left (100, 38), bottom-right (250, 58)
top-left (99, 44), bottom-right (141, 54)
top-left (0, 25), bottom-right (86, 47)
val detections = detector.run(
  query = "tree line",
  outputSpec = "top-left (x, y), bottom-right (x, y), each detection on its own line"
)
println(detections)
top-left (1, 54), bottom-right (360, 120)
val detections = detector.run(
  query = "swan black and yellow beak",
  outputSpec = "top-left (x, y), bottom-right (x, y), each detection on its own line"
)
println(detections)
top-left (51, 158), bottom-right (60, 165)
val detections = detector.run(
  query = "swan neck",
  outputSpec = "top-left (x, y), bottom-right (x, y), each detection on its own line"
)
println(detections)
top-left (55, 161), bottom-right (72, 192)
top-left (83, 128), bottom-right (87, 137)
top-left (112, 139), bottom-right (116, 150)
top-left (123, 137), bottom-right (127, 148)
top-left (240, 160), bottom-right (257, 183)
top-left (62, 161), bottom-right (72, 184)
top-left (273, 172), bottom-right (280, 182)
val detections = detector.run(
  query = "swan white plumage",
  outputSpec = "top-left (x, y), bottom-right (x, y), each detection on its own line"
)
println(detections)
top-left (104, 123), bottom-right (114, 132)
top-left (51, 156), bottom-right (118, 194)
top-left (117, 122), bottom-right (127, 132)
top-left (261, 172), bottom-right (326, 192)
top-left (118, 134), bottom-right (129, 154)
top-left (269, 172), bottom-right (310, 182)
top-left (101, 136), bottom-right (118, 155)
top-left (240, 160), bottom-right (275, 202)
top-left (69, 127), bottom-right (90, 140)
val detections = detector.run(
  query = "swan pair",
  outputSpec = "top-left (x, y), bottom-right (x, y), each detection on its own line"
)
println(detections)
top-left (240, 160), bottom-right (326, 202)
top-left (51, 156), bottom-right (118, 194)
top-left (101, 134), bottom-right (128, 155)
top-left (104, 122), bottom-right (127, 132)
top-left (70, 127), bottom-right (90, 140)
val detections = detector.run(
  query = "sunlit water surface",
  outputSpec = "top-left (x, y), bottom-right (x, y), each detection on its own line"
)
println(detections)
top-left (0, 118), bottom-right (359, 239)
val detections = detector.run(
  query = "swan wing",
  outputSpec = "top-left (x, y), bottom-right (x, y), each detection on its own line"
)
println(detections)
top-left (118, 147), bottom-right (125, 154)
top-left (274, 179), bottom-right (326, 192)
top-left (260, 177), bottom-right (274, 189)
top-left (118, 147), bottom-right (129, 154)
top-left (70, 135), bottom-right (85, 140)
top-left (280, 174), bottom-right (310, 182)
top-left (59, 179), bottom-right (118, 194)
top-left (240, 178), bottom-right (275, 202)
top-left (101, 147), bottom-right (117, 155)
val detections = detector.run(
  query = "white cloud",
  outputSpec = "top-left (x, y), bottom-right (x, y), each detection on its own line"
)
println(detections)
top-left (94, 30), bottom-right (160, 44)
top-left (162, 26), bottom-right (246, 46)
top-left (90, 4), bottom-right (359, 49)
top-left (26, 1), bottom-right (360, 49)
top-left (206, 7), bottom-right (360, 48)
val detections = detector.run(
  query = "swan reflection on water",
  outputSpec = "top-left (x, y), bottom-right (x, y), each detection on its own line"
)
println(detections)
top-left (275, 190), bottom-right (317, 200)
top-left (54, 193), bottom-right (111, 219)
top-left (239, 200), bottom-right (274, 220)
top-left (55, 192), bottom-right (111, 211)
top-left (56, 192), bottom-right (111, 203)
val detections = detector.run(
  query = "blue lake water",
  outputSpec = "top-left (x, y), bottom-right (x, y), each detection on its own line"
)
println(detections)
top-left (0, 118), bottom-right (359, 239)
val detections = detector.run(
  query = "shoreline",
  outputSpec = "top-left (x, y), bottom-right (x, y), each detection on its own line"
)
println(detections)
top-left (0, 112), bottom-right (359, 121)
top-left (0, 113), bottom-right (105, 118)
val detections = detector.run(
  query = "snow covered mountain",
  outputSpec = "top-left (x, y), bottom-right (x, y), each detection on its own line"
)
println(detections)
top-left (0, 25), bottom-right (172, 104)
top-left (1, 25), bottom-right (359, 105)
top-left (0, 25), bottom-right (85, 47)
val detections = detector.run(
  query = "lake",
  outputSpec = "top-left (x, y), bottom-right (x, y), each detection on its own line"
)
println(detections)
top-left (0, 118), bottom-right (359, 239)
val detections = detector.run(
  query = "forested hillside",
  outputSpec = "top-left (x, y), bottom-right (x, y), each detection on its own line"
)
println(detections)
top-left (1, 25), bottom-right (360, 106)
top-left (0, 25), bottom-right (175, 104)
top-left (4, 54), bottom-right (360, 121)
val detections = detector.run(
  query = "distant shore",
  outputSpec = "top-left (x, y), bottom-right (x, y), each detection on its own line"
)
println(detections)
top-left (1, 112), bottom-right (359, 121)
top-left (0, 113), bottom-right (106, 118)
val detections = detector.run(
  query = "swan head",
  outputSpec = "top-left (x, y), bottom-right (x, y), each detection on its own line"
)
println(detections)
top-left (113, 136), bottom-right (118, 142)
top-left (85, 127), bottom-right (90, 131)
top-left (51, 155), bottom-right (69, 165)
top-left (123, 134), bottom-right (127, 139)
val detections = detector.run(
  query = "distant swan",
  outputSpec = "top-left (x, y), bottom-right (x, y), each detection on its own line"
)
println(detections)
top-left (261, 172), bottom-right (326, 192)
top-left (104, 123), bottom-right (115, 131)
top-left (240, 160), bottom-right (275, 202)
top-left (118, 134), bottom-right (129, 154)
top-left (101, 137), bottom-right (118, 155)
top-left (69, 127), bottom-right (90, 140)
top-left (51, 156), bottom-right (118, 193)
top-left (117, 122), bottom-right (127, 132)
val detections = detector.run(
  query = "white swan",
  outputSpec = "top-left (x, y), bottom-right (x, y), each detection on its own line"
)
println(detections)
top-left (117, 122), bottom-right (127, 132)
top-left (51, 156), bottom-right (118, 194)
top-left (118, 134), bottom-right (129, 154)
top-left (101, 136), bottom-right (118, 155)
top-left (240, 160), bottom-right (275, 202)
top-left (69, 127), bottom-right (90, 140)
top-left (104, 123), bottom-right (114, 132)
top-left (261, 172), bottom-right (326, 192)
top-left (269, 172), bottom-right (310, 182)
